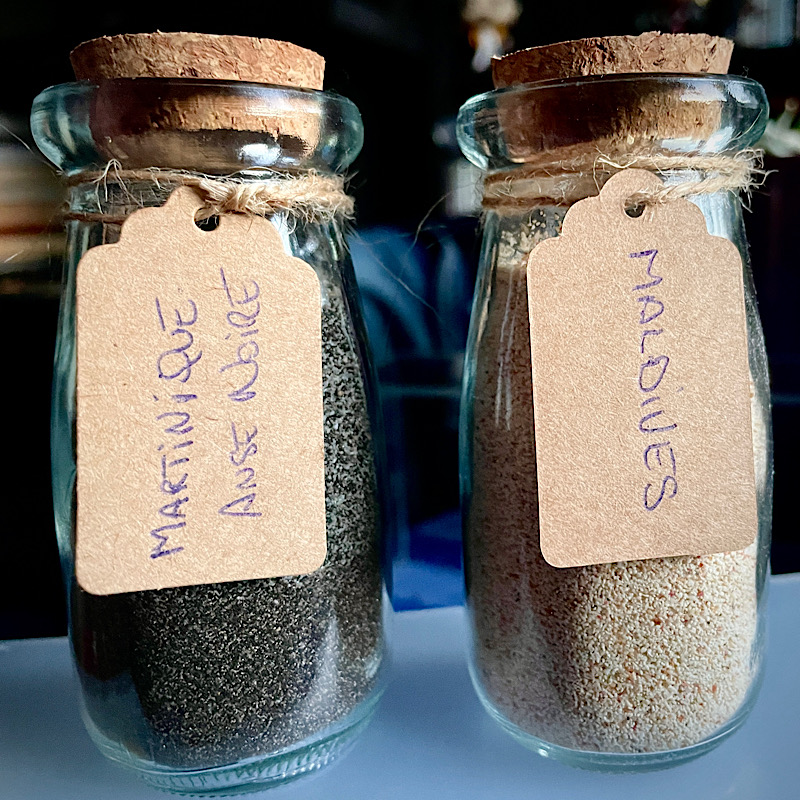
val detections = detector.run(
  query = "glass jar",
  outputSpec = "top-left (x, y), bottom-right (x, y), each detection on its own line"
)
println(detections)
top-left (32, 78), bottom-right (386, 794)
top-left (457, 74), bottom-right (772, 771)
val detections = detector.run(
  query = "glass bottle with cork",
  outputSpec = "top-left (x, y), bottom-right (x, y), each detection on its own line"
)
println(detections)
top-left (457, 32), bottom-right (772, 771)
top-left (32, 32), bottom-right (386, 794)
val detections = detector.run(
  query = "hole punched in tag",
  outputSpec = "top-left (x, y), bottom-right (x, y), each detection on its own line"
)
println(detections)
top-left (624, 199), bottom-right (646, 218)
top-left (623, 186), bottom-right (650, 218)
top-left (194, 208), bottom-right (221, 231)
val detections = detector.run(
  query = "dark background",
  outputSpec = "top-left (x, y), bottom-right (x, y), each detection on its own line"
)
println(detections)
top-left (1, 0), bottom-right (799, 634)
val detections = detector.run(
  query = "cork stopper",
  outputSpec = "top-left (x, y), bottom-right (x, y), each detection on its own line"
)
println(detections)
top-left (71, 32), bottom-right (324, 89)
top-left (492, 32), bottom-right (732, 88)
top-left (490, 32), bottom-right (735, 170)
top-left (70, 33), bottom-right (327, 172)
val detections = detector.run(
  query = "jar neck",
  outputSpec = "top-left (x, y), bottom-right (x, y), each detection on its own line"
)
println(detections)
top-left (66, 168), bottom-right (354, 227)
top-left (482, 157), bottom-right (758, 212)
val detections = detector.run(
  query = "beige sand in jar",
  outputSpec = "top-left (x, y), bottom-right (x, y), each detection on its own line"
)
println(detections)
top-left (465, 215), bottom-right (766, 754)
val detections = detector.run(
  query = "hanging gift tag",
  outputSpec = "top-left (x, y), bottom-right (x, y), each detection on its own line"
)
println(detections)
top-left (75, 187), bottom-right (326, 595)
top-left (526, 169), bottom-right (758, 568)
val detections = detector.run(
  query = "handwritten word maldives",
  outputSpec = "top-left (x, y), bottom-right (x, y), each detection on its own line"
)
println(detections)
top-left (631, 249), bottom-right (678, 512)
top-left (218, 269), bottom-right (262, 518)
top-left (150, 296), bottom-right (202, 558)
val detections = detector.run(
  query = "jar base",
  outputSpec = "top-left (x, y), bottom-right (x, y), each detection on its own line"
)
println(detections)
top-left (473, 672), bottom-right (761, 773)
top-left (82, 692), bottom-right (382, 796)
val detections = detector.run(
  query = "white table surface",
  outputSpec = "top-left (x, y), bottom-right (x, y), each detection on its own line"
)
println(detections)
top-left (2, 574), bottom-right (798, 800)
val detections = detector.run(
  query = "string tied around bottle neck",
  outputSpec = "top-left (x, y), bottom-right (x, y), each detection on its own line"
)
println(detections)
top-left (481, 148), bottom-right (765, 211)
top-left (64, 161), bottom-right (355, 225)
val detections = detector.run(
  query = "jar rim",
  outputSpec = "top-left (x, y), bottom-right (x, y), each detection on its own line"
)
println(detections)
top-left (463, 71), bottom-right (765, 106)
top-left (39, 76), bottom-right (351, 101)
top-left (457, 73), bottom-right (769, 172)
top-left (31, 78), bottom-right (364, 176)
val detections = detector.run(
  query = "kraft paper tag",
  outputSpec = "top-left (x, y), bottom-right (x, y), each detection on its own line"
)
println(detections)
top-left (75, 187), bottom-right (326, 595)
top-left (526, 169), bottom-right (758, 568)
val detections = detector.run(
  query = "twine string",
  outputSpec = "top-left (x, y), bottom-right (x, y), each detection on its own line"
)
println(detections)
top-left (482, 148), bottom-right (765, 209)
top-left (64, 162), bottom-right (355, 224)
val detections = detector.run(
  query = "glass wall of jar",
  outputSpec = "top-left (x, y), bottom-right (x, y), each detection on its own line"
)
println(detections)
top-left (456, 74), bottom-right (772, 771)
top-left (31, 78), bottom-right (386, 794)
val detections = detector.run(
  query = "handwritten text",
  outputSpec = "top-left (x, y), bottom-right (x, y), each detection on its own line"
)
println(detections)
top-left (218, 270), bottom-right (262, 517)
top-left (151, 296), bottom-right (202, 558)
top-left (631, 249), bottom-right (678, 511)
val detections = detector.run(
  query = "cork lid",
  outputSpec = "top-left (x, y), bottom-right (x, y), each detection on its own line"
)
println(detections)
top-left (71, 32), bottom-right (324, 89)
top-left (486, 32), bottom-right (736, 172)
top-left (70, 33), bottom-right (328, 171)
top-left (493, 31), bottom-right (732, 88)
